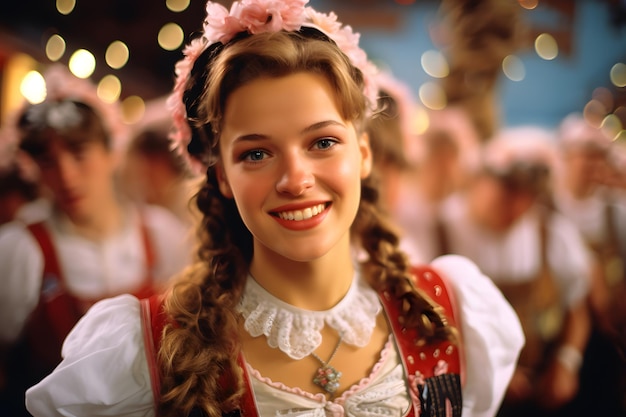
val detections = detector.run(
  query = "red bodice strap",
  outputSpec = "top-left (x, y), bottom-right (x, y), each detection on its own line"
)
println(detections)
top-left (379, 265), bottom-right (463, 417)
top-left (24, 219), bottom-right (157, 369)
top-left (141, 265), bottom-right (463, 417)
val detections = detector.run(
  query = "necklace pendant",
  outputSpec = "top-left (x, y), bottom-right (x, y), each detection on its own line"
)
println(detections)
top-left (313, 364), bottom-right (342, 394)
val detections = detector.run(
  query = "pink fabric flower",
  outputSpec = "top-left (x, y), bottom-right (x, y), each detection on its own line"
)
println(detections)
top-left (204, 2), bottom-right (245, 43)
top-left (167, 37), bottom-right (208, 174)
top-left (306, 8), bottom-right (342, 34)
top-left (305, 7), bottom-right (379, 110)
top-left (204, 0), bottom-right (307, 42)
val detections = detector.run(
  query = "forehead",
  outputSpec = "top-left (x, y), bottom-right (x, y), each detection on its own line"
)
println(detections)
top-left (221, 72), bottom-right (344, 136)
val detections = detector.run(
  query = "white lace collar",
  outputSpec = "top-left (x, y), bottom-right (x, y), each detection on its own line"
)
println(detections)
top-left (237, 272), bottom-right (382, 360)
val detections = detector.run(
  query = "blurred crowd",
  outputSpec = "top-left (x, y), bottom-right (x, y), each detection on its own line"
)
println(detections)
top-left (0, 60), bottom-right (625, 417)
top-left (369, 73), bottom-right (626, 417)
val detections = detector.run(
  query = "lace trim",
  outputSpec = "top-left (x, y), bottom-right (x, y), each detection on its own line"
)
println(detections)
top-left (246, 335), bottom-right (397, 402)
top-left (238, 273), bottom-right (381, 359)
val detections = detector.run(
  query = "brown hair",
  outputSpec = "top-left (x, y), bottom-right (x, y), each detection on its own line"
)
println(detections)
top-left (158, 29), bottom-right (455, 417)
top-left (367, 89), bottom-right (412, 171)
top-left (17, 100), bottom-right (111, 159)
top-left (128, 128), bottom-right (190, 178)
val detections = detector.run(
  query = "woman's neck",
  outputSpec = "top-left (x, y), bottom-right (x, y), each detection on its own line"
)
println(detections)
top-left (249, 244), bottom-right (355, 311)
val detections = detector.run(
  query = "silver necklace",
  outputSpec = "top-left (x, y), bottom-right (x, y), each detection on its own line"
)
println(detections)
top-left (311, 334), bottom-right (343, 395)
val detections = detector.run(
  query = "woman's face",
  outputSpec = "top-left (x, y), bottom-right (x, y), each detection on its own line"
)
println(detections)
top-left (218, 72), bottom-right (372, 263)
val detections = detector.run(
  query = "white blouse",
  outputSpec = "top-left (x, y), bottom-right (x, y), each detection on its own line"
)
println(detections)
top-left (25, 255), bottom-right (524, 417)
top-left (0, 204), bottom-right (193, 344)
top-left (441, 196), bottom-right (591, 307)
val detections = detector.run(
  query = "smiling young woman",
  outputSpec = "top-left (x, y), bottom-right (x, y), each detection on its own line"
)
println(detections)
top-left (25, 2), bottom-right (524, 417)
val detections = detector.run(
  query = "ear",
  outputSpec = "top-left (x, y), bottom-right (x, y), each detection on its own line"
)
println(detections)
top-left (358, 131), bottom-right (373, 179)
top-left (215, 162), bottom-right (234, 198)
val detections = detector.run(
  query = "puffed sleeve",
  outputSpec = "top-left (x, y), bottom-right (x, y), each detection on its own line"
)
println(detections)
top-left (431, 255), bottom-right (524, 417)
top-left (25, 294), bottom-right (155, 417)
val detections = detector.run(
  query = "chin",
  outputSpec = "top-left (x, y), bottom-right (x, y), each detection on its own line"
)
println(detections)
top-left (281, 249), bottom-right (331, 263)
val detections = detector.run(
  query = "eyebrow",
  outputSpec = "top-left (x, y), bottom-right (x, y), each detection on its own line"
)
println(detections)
top-left (233, 120), bottom-right (346, 143)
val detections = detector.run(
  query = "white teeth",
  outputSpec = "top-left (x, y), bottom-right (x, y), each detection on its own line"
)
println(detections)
top-left (278, 203), bottom-right (325, 221)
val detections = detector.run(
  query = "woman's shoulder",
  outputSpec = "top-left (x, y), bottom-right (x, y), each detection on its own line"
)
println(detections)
top-left (429, 254), bottom-right (505, 300)
top-left (26, 294), bottom-right (155, 417)
top-left (61, 294), bottom-right (144, 355)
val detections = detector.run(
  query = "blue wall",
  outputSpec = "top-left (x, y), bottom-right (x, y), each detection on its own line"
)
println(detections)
top-left (314, 0), bottom-right (626, 130)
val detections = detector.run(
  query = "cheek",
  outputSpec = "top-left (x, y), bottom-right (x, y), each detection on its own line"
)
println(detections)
top-left (326, 157), bottom-right (362, 196)
top-left (227, 171), bottom-right (269, 210)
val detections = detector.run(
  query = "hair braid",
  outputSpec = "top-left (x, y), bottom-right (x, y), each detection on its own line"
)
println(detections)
top-left (158, 169), bottom-right (252, 417)
top-left (355, 176), bottom-right (457, 345)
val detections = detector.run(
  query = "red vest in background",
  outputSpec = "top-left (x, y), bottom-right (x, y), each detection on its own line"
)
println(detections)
top-left (24, 220), bottom-right (158, 370)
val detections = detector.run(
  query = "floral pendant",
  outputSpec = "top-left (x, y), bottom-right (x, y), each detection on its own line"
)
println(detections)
top-left (313, 364), bottom-right (342, 394)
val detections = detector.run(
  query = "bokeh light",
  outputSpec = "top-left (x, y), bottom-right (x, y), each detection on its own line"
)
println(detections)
top-left (68, 49), bottom-right (96, 79)
top-left (592, 87), bottom-right (614, 113)
top-left (502, 55), bottom-right (525, 81)
top-left (418, 82), bottom-right (447, 110)
top-left (121, 95), bottom-right (146, 124)
top-left (583, 99), bottom-right (607, 128)
top-left (45, 34), bottom-right (66, 62)
top-left (412, 106), bottom-right (430, 135)
top-left (56, 0), bottom-right (76, 15)
top-left (613, 129), bottom-right (626, 143)
top-left (20, 71), bottom-right (47, 104)
top-left (518, 0), bottom-right (539, 10)
top-left (158, 23), bottom-right (184, 51)
top-left (601, 114), bottom-right (623, 139)
top-left (105, 41), bottom-right (130, 70)
top-left (535, 33), bottom-right (558, 60)
top-left (97, 75), bottom-right (122, 103)
top-left (610, 63), bottom-right (626, 88)
top-left (421, 50), bottom-right (449, 79)
top-left (166, 0), bottom-right (190, 12)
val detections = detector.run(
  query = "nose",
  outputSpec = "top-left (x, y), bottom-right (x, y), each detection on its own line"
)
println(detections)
top-left (275, 153), bottom-right (314, 196)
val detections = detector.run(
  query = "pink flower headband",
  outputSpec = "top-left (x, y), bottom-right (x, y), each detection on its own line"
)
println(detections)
top-left (167, 0), bottom-right (379, 173)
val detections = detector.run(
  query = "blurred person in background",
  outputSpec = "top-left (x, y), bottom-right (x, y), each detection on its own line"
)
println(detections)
top-left (394, 106), bottom-right (480, 262)
top-left (120, 124), bottom-right (199, 226)
top-left (439, 127), bottom-right (592, 417)
top-left (553, 113), bottom-right (626, 416)
top-left (0, 65), bottom-right (192, 417)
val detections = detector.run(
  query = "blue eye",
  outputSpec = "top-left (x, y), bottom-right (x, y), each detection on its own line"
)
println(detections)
top-left (315, 138), bottom-right (337, 150)
top-left (242, 149), bottom-right (267, 162)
